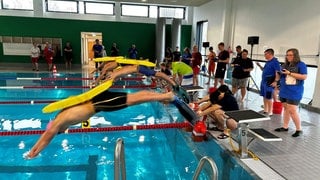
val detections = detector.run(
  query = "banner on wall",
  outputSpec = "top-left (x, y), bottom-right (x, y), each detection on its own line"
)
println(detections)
top-left (3, 43), bottom-right (33, 56)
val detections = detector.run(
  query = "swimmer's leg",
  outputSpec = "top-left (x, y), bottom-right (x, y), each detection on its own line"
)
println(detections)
top-left (171, 96), bottom-right (198, 124)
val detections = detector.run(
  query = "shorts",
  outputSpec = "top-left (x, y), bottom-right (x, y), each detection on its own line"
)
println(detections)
top-left (208, 61), bottom-right (216, 73)
top-left (181, 74), bottom-right (193, 86)
top-left (232, 77), bottom-right (249, 88)
top-left (215, 68), bottom-right (226, 79)
top-left (260, 83), bottom-right (274, 99)
top-left (279, 97), bottom-right (300, 105)
top-left (91, 91), bottom-right (128, 112)
top-left (46, 57), bottom-right (53, 64)
top-left (138, 66), bottom-right (156, 76)
top-left (192, 66), bottom-right (200, 75)
top-left (31, 57), bottom-right (39, 63)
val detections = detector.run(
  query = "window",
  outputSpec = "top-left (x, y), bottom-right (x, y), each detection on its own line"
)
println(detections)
top-left (85, 2), bottom-right (114, 15)
top-left (2, 0), bottom-right (33, 10)
top-left (121, 4), bottom-right (148, 17)
top-left (159, 6), bottom-right (185, 19)
top-left (47, 0), bottom-right (78, 13)
top-left (149, 6), bottom-right (158, 18)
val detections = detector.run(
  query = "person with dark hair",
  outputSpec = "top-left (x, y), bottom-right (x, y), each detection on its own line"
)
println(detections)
top-left (160, 62), bottom-right (172, 76)
top-left (256, 48), bottom-right (281, 116)
top-left (196, 85), bottom-right (239, 139)
top-left (214, 42), bottom-right (230, 88)
top-left (128, 44), bottom-right (138, 59)
top-left (63, 42), bottom-right (73, 71)
top-left (182, 47), bottom-right (192, 66)
top-left (231, 49), bottom-right (253, 102)
top-left (110, 43), bottom-right (119, 57)
top-left (165, 47), bottom-right (173, 64)
top-left (274, 48), bottom-right (307, 137)
top-left (235, 45), bottom-right (242, 60)
top-left (173, 46), bottom-right (181, 62)
top-left (191, 45), bottom-right (202, 86)
top-left (206, 46), bottom-right (216, 85)
top-left (93, 39), bottom-right (103, 69)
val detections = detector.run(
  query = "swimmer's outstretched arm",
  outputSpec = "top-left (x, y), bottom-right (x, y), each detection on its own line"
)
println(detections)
top-left (94, 61), bottom-right (118, 84)
top-left (27, 102), bottom-right (96, 159)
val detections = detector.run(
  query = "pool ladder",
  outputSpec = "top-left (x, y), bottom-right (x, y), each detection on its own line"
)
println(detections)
top-left (193, 156), bottom-right (218, 180)
top-left (114, 138), bottom-right (126, 180)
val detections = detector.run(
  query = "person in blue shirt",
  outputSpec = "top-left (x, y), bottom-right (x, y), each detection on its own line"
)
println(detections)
top-left (256, 48), bottom-right (281, 116)
top-left (274, 48), bottom-right (307, 137)
top-left (128, 44), bottom-right (138, 59)
top-left (92, 39), bottom-right (103, 69)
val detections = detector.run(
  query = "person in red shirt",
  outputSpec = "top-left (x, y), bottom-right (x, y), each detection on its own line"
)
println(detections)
top-left (43, 42), bottom-right (54, 71)
top-left (191, 45), bottom-right (202, 86)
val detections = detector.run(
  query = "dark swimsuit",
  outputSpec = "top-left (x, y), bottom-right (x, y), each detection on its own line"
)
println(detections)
top-left (91, 90), bottom-right (128, 112)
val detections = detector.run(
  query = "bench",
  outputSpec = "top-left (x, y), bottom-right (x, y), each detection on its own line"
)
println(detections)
top-left (225, 110), bottom-right (282, 158)
top-left (182, 85), bottom-right (204, 102)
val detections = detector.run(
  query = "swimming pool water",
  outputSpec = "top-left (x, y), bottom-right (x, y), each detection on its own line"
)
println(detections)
top-left (0, 72), bottom-right (256, 179)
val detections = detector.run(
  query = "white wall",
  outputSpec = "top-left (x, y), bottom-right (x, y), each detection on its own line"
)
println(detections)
top-left (194, 0), bottom-right (320, 65)
top-left (192, 0), bottom-right (227, 51)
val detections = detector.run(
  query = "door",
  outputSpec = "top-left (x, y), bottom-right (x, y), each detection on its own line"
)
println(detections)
top-left (80, 32), bottom-right (102, 66)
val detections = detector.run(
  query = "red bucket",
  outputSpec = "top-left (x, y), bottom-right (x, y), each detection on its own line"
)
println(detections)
top-left (273, 101), bottom-right (283, 114)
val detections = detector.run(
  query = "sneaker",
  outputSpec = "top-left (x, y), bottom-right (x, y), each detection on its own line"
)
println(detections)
top-left (274, 127), bottom-right (289, 132)
top-left (292, 130), bottom-right (302, 137)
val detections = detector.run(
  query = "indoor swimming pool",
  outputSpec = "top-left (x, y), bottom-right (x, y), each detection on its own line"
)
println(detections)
top-left (0, 72), bottom-right (257, 179)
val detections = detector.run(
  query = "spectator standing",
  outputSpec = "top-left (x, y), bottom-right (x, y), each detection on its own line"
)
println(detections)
top-left (182, 47), bottom-right (192, 66)
top-left (256, 48), bottom-right (281, 116)
top-left (63, 42), bottom-right (73, 71)
top-left (231, 49), bottom-right (253, 102)
top-left (214, 42), bottom-right (230, 88)
top-left (43, 42), bottom-right (54, 71)
top-left (110, 43), bottom-right (119, 57)
top-left (128, 44), bottom-right (138, 59)
top-left (173, 46), bottom-right (181, 62)
top-left (206, 46), bottom-right (216, 85)
top-left (92, 39), bottom-right (103, 69)
top-left (191, 45), bottom-right (202, 86)
top-left (30, 42), bottom-right (40, 71)
top-left (274, 48), bottom-right (307, 137)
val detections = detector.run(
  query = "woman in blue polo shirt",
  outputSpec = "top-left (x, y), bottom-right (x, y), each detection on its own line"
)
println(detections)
top-left (274, 48), bottom-right (307, 137)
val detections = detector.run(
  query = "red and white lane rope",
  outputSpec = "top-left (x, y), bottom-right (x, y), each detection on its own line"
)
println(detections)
top-left (0, 122), bottom-right (191, 136)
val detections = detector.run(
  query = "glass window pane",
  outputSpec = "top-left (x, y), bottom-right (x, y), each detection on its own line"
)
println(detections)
top-left (121, 4), bottom-right (148, 17)
top-left (85, 2), bottom-right (114, 15)
top-left (159, 7), bottom-right (185, 19)
top-left (2, 0), bottom-right (33, 10)
top-left (47, 0), bottom-right (78, 13)
top-left (149, 6), bottom-right (157, 18)
top-left (79, 1), bottom-right (84, 14)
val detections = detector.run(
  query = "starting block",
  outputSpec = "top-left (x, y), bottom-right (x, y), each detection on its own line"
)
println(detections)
top-left (182, 85), bottom-right (204, 102)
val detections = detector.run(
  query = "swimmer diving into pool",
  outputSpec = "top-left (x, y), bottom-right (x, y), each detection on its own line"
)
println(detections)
top-left (27, 84), bottom-right (197, 158)
top-left (93, 61), bottom-right (190, 103)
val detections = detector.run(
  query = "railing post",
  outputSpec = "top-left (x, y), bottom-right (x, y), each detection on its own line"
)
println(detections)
top-left (192, 156), bottom-right (218, 180)
top-left (114, 138), bottom-right (126, 180)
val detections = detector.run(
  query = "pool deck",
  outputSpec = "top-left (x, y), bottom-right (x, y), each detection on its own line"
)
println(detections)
top-left (1, 62), bottom-right (319, 180)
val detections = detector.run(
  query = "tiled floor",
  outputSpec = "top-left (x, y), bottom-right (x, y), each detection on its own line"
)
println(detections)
top-left (197, 75), bottom-right (320, 180)
top-left (1, 62), bottom-right (319, 179)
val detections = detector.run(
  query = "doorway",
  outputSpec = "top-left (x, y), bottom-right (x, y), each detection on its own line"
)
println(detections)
top-left (80, 32), bottom-right (102, 66)
top-left (196, 21), bottom-right (208, 55)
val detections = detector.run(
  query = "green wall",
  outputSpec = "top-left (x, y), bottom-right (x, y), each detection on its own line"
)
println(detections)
top-left (0, 16), bottom-right (191, 64)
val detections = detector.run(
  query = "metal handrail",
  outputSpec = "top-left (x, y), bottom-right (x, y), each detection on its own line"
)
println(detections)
top-left (192, 156), bottom-right (218, 180)
top-left (114, 138), bottom-right (126, 180)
